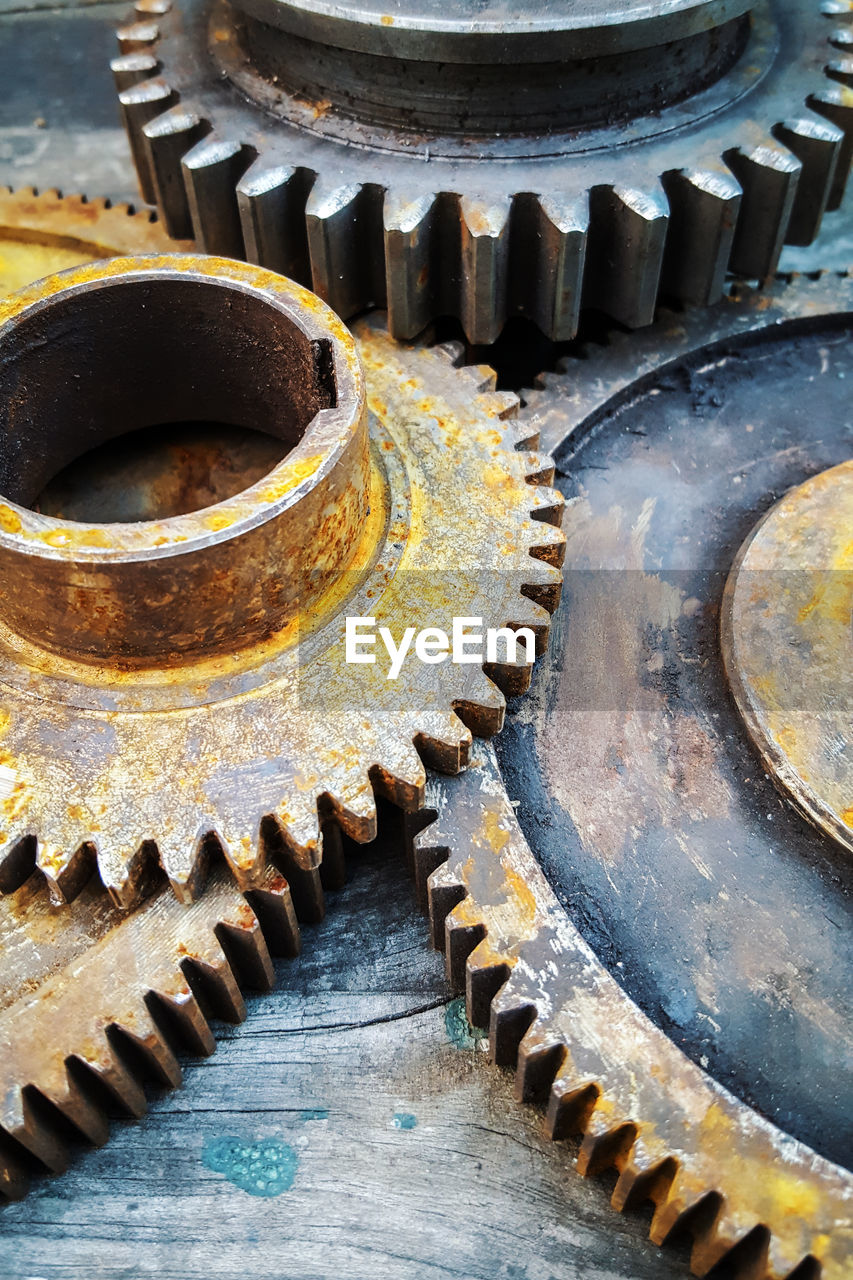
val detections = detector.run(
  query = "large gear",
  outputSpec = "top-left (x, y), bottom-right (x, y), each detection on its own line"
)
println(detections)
top-left (409, 272), bottom-right (852, 1279)
top-left (111, 0), bottom-right (852, 343)
top-left (0, 252), bottom-right (563, 916)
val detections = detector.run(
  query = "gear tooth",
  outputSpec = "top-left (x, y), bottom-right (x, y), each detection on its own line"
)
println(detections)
top-left (426, 861), bottom-right (466, 950)
top-left (611, 1151), bottom-right (680, 1213)
top-left (829, 28), bottom-right (853, 54)
top-left (511, 419), bottom-right (540, 450)
top-left (306, 180), bottom-right (385, 317)
top-left (409, 819), bottom-right (447, 911)
top-left (140, 977), bottom-right (217, 1049)
top-left (109, 1007), bottom-right (184, 1090)
top-left (368, 739), bottom-right (426, 811)
top-left (413, 708), bottom-right (473, 775)
top-left (500, 598), bottom-right (553, 657)
top-left (110, 51), bottom-right (159, 93)
top-left (0, 1139), bottom-right (31, 1202)
top-left (444, 904), bottom-right (486, 991)
top-left (207, 826), bottom-right (265, 892)
top-left (690, 1218), bottom-right (772, 1280)
top-left (91, 836), bottom-right (164, 911)
top-left (576, 1109), bottom-right (640, 1179)
top-left (76, 1037), bottom-right (149, 1120)
top-left (466, 363), bottom-right (497, 393)
top-left (583, 184), bottom-right (669, 328)
top-left (464, 938), bottom-right (512, 1031)
top-left (518, 558), bottom-right (564, 614)
top-left (433, 339), bottom-right (466, 368)
top-left (383, 189), bottom-right (440, 340)
top-left (808, 83), bottom-right (853, 207)
top-left (0, 833), bottom-right (36, 894)
top-left (181, 136), bottom-right (255, 256)
top-left (526, 517), bottom-right (566, 569)
top-left (650, 1187), bottom-right (724, 1249)
top-left (37, 840), bottom-right (97, 905)
top-left (214, 910), bottom-right (275, 993)
top-left (179, 949), bottom-right (248, 1025)
top-left (154, 820), bottom-right (212, 904)
top-left (528, 483), bottom-right (566, 531)
top-left (244, 872), bottom-right (302, 959)
top-left (515, 1029), bottom-right (567, 1105)
top-left (0, 1089), bottom-right (69, 1173)
top-left (116, 19), bottom-right (160, 55)
top-left (260, 808), bottom-right (325, 923)
top-left (236, 161), bottom-right (313, 282)
top-left (117, 76), bottom-right (176, 205)
top-left (510, 192), bottom-right (588, 341)
top-left (519, 449), bottom-right (555, 486)
top-left (659, 167), bottom-right (742, 306)
top-left (826, 54), bottom-right (853, 85)
top-left (545, 1076), bottom-right (602, 1141)
top-left (774, 115), bottom-right (843, 243)
top-left (725, 142), bottom-right (802, 280)
top-left (40, 1069), bottom-right (110, 1149)
top-left (452, 666), bottom-right (506, 738)
top-left (459, 196), bottom-right (512, 344)
top-left (142, 105), bottom-right (210, 239)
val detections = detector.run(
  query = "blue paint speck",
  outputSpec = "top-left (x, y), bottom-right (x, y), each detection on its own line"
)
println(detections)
top-left (299, 1108), bottom-right (329, 1122)
top-left (202, 1135), bottom-right (298, 1197)
top-left (393, 1112), bottom-right (417, 1130)
top-left (444, 997), bottom-right (486, 1049)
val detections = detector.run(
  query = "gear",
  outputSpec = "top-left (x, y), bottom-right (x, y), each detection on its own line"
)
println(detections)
top-left (0, 185), bottom-right (189, 295)
top-left (0, 858), bottom-right (299, 1201)
top-left (111, 0), bottom-right (851, 343)
top-left (409, 272), bottom-right (853, 1279)
top-left (0, 249), bottom-right (563, 915)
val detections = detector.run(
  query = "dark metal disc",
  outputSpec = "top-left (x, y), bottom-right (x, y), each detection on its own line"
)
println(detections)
top-left (498, 292), bottom-right (853, 1168)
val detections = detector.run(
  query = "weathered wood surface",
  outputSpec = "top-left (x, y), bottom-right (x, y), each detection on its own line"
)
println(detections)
top-left (0, 846), bottom-right (689, 1280)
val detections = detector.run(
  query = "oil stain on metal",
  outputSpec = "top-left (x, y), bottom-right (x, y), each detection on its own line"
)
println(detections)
top-left (202, 1134), bottom-right (298, 1197)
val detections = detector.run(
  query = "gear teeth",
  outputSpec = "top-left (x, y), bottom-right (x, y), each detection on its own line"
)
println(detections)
top-left (726, 141), bottom-right (801, 279)
top-left (808, 83), bottom-right (853, 207)
top-left (473, 388), bottom-right (519, 422)
top-left (583, 185), bottom-right (669, 328)
top-left (660, 168), bottom-right (742, 306)
top-left (576, 1110), bottom-right (640, 1178)
top-left (147, 985), bottom-right (216, 1056)
top-left (115, 76), bottom-right (176, 204)
top-left (116, 19), bottom-right (160, 55)
top-left (236, 161), bottom-right (314, 283)
top-left (511, 420), bottom-right (541, 451)
top-left (774, 115), bottom-right (843, 243)
top-left (142, 105), bottom-right (210, 238)
top-left (306, 180), bottom-right (385, 318)
top-left (181, 950), bottom-right (247, 1024)
top-left (154, 820), bottom-right (215, 904)
top-left (383, 190), bottom-right (440, 340)
top-left (111, 51), bottom-right (159, 93)
top-left (244, 874), bottom-right (301, 957)
top-left (182, 136), bottom-right (256, 256)
top-left (611, 1143), bottom-right (679, 1213)
top-left (452, 666), bottom-right (507, 738)
top-left (0, 1141), bottom-right (30, 1202)
top-left (511, 193), bottom-right (588, 341)
top-left (459, 196), bottom-right (512, 345)
top-left (426, 860), bottom-right (466, 949)
top-left (519, 450), bottom-right (555, 486)
top-left (1, 1090), bottom-right (71, 1173)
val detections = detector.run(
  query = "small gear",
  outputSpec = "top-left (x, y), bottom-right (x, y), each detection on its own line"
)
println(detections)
top-left (112, 0), bottom-right (851, 343)
top-left (0, 251), bottom-right (563, 919)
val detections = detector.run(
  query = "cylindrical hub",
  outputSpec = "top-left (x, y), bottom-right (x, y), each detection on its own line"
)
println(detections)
top-left (0, 255), bottom-right (369, 667)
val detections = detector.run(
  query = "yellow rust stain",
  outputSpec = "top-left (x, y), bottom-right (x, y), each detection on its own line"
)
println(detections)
top-left (204, 513), bottom-right (235, 532)
top-left (841, 807), bottom-right (853, 829)
top-left (381, 13), bottom-right (394, 24)
top-left (260, 454), bottom-right (325, 503)
top-left (0, 504), bottom-right (22, 533)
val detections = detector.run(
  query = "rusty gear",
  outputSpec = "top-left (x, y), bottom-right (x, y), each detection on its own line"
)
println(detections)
top-left (112, 0), bottom-right (851, 344)
top-left (0, 246), bottom-right (563, 914)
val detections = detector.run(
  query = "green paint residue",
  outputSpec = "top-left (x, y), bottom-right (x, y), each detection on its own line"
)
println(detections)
top-left (202, 1135), bottom-right (298, 1197)
top-left (445, 997), bottom-right (486, 1049)
top-left (299, 1108), bottom-right (329, 1122)
top-left (392, 1112), bottom-right (417, 1130)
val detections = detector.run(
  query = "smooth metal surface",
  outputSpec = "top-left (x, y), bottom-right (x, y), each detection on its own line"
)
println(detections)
top-left (722, 459), bottom-right (853, 858)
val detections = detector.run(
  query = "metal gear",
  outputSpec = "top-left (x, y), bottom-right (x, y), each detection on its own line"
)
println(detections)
top-left (409, 272), bottom-right (852, 1279)
top-left (0, 252), bottom-right (563, 917)
top-left (0, 185), bottom-right (189, 294)
top-left (112, 0), bottom-right (852, 344)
